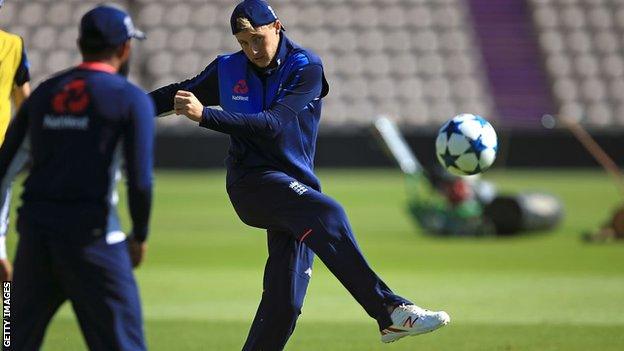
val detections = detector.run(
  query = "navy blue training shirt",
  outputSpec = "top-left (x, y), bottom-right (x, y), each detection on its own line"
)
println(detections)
top-left (0, 62), bottom-right (154, 241)
top-left (150, 34), bottom-right (329, 189)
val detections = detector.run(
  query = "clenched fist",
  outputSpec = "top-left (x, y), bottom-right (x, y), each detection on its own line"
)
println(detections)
top-left (174, 90), bottom-right (204, 122)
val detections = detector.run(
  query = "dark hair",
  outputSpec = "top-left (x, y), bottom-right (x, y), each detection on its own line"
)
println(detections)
top-left (78, 36), bottom-right (119, 59)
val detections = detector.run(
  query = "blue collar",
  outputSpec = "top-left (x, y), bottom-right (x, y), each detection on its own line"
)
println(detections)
top-left (273, 33), bottom-right (289, 68)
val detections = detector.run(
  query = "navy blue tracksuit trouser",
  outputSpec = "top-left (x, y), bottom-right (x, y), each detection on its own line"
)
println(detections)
top-left (9, 218), bottom-right (145, 351)
top-left (228, 171), bottom-right (411, 351)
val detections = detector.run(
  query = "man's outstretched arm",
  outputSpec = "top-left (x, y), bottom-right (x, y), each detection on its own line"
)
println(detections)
top-left (149, 59), bottom-right (220, 116)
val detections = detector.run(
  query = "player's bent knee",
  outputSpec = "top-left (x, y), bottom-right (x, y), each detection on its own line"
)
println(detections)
top-left (314, 196), bottom-right (347, 220)
top-left (312, 198), bottom-right (349, 233)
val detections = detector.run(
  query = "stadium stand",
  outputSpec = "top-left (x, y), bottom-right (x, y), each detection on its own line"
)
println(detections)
top-left (530, 0), bottom-right (624, 126)
top-left (1, 0), bottom-right (493, 129)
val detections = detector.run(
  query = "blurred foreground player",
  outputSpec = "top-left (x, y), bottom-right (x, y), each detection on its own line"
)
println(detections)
top-left (0, 5), bottom-right (154, 351)
top-left (0, 0), bottom-right (31, 281)
top-left (151, 1), bottom-right (449, 349)
top-left (0, 0), bottom-right (130, 285)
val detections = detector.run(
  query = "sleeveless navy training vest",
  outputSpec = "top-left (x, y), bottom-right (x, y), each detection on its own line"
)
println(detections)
top-left (216, 35), bottom-right (328, 189)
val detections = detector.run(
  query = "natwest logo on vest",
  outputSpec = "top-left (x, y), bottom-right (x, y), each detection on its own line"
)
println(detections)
top-left (232, 79), bottom-right (249, 101)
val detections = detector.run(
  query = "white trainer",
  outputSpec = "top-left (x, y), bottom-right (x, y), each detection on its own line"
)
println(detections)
top-left (380, 304), bottom-right (450, 343)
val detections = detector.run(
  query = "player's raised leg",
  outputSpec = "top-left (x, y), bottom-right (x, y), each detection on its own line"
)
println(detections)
top-left (286, 190), bottom-right (450, 343)
top-left (229, 171), bottom-right (450, 344)
top-left (242, 230), bottom-right (314, 351)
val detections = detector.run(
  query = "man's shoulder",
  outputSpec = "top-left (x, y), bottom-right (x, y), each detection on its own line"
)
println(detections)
top-left (85, 75), bottom-right (153, 116)
top-left (286, 46), bottom-right (323, 69)
top-left (85, 72), bottom-right (145, 97)
top-left (123, 80), bottom-right (148, 96)
top-left (0, 30), bottom-right (21, 45)
top-left (34, 68), bottom-right (74, 92)
top-left (53, 70), bottom-right (149, 105)
top-left (285, 40), bottom-right (329, 97)
top-left (0, 30), bottom-right (24, 59)
top-left (217, 50), bottom-right (244, 61)
top-left (122, 81), bottom-right (153, 108)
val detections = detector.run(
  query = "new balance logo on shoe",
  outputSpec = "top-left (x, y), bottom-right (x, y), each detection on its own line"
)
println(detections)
top-left (289, 181), bottom-right (308, 195)
top-left (403, 316), bottom-right (418, 328)
top-left (381, 304), bottom-right (450, 343)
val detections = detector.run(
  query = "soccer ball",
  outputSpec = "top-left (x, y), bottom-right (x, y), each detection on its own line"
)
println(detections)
top-left (435, 114), bottom-right (498, 176)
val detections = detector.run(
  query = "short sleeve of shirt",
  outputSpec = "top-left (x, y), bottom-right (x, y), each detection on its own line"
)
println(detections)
top-left (14, 38), bottom-right (30, 87)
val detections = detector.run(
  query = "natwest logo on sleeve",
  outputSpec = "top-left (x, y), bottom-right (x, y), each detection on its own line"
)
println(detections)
top-left (232, 79), bottom-right (250, 101)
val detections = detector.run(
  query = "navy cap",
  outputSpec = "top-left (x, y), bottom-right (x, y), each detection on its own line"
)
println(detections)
top-left (80, 5), bottom-right (145, 47)
top-left (230, 0), bottom-right (282, 35)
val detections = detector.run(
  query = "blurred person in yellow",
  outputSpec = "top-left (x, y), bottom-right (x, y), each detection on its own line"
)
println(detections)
top-left (0, 0), bottom-right (31, 281)
top-left (0, 0), bottom-right (31, 144)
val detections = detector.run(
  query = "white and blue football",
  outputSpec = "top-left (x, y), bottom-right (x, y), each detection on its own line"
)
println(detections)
top-left (435, 114), bottom-right (498, 176)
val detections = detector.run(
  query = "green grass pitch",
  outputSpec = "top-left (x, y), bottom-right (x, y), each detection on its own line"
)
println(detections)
top-left (6, 169), bottom-right (624, 350)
